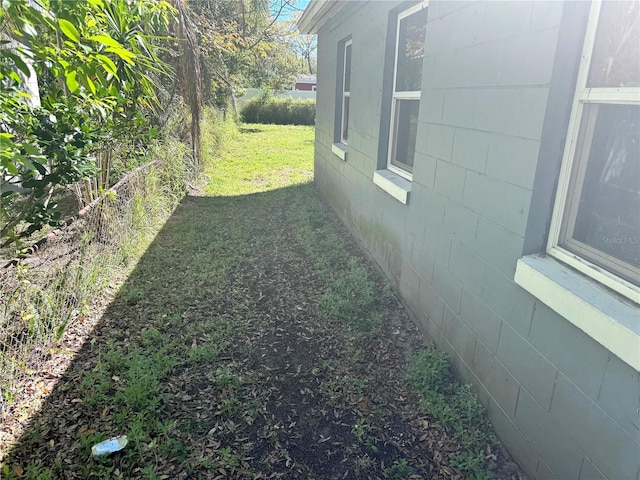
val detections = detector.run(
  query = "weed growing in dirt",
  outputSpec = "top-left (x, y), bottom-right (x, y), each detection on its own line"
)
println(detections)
top-left (217, 446), bottom-right (240, 468)
top-left (404, 348), bottom-right (450, 393)
top-left (384, 458), bottom-right (411, 478)
top-left (351, 417), bottom-right (369, 442)
top-left (450, 450), bottom-right (491, 479)
top-left (406, 348), bottom-right (493, 478)
top-left (188, 344), bottom-right (225, 363)
top-left (320, 375), bottom-right (368, 405)
top-left (139, 466), bottom-right (162, 480)
top-left (291, 196), bottom-right (391, 335)
top-left (319, 257), bottom-right (383, 331)
top-left (214, 367), bottom-right (243, 388)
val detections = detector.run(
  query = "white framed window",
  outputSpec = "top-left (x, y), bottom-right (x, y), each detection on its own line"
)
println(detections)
top-left (387, 2), bottom-right (428, 180)
top-left (340, 39), bottom-right (352, 144)
top-left (548, 0), bottom-right (640, 302)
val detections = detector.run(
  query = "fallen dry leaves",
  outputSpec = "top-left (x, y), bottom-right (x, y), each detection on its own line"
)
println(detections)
top-left (1, 181), bottom-right (525, 480)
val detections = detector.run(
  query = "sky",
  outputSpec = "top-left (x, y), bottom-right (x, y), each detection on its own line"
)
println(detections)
top-left (273, 0), bottom-right (311, 20)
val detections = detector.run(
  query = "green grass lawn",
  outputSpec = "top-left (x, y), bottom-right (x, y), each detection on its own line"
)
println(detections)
top-left (203, 123), bottom-right (315, 196)
top-left (2, 121), bottom-right (521, 480)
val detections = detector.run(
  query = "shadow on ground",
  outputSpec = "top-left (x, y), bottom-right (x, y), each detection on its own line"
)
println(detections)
top-left (3, 181), bottom-right (522, 480)
top-left (2, 183), bottom-right (438, 480)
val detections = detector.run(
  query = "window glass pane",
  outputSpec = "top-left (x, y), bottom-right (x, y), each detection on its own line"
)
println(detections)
top-left (588, 0), bottom-right (640, 88)
top-left (395, 7), bottom-right (428, 92)
top-left (344, 43), bottom-right (352, 92)
top-left (390, 99), bottom-right (420, 172)
top-left (564, 104), bottom-right (640, 282)
top-left (342, 96), bottom-right (349, 141)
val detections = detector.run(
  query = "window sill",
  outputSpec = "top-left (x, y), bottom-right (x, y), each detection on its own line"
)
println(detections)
top-left (332, 142), bottom-right (348, 161)
top-left (373, 169), bottom-right (411, 204)
top-left (514, 254), bottom-right (640, 372)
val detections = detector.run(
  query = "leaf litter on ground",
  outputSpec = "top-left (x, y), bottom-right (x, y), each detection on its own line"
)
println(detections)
top-left (1, 123), bottom-right (525, 480)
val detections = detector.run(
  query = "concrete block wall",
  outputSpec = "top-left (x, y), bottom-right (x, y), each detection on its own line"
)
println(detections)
top-left (313, 1), bottom-right (640, 479)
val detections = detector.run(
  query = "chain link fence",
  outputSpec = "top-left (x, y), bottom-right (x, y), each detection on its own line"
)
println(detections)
top-left (0, 148), bottom-right (193, 419)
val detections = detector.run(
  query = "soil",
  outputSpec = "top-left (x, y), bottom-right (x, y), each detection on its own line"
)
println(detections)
top-left (1, 185), bottom-right (525, 480)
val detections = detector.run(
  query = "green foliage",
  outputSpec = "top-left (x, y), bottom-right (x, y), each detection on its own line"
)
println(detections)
top-left (84, 343), bottom-right (178, 416)
top-left (203, 122), bottom-right (313, 196)
top-left (405, 348), bottom-right (451, 394)
top-left (384, 459), bottom-right (410, 478)
top-left (217, 447), bottom-right (240, 468)
top-left (188, 343), bottom-right (226, 363)
top-left (239, 39), bottom-right (300, 90)
top-left (450, 451), bottom-right (491, 480)
top-left (214, 368), bottom-right (243, 389)
top-left (0, 0), bottom-right (174, 247)
top-left (187, 0), bottom-right (305, 106)
top-left (289, 182), bottom-right (390, 335)
top-left (0, 108), bottom-right (205, 414)
top-left (280, 18), bottom-right (317, 75)
top-left (351, 417), bottom-right (369, 442)
top-left (240, 96), bottom-right (315, 125)
top-left (319, 257), bottom-right (383, 332)
top-left (0, 92), bottom-right (100, 245)
top-left (200, 107), bottom-right (236, 167)
top-left (320, 374), bottom-right (368, 405)
top-left (405, 348), bottom-right (493, 477)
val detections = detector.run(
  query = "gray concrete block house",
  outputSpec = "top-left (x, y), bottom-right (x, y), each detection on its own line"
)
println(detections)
top-left (298, 1), bottom-right (640, 478)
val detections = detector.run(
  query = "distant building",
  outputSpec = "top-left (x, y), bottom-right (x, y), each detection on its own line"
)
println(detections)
top-left (294, 74), bottom-right (316, 91)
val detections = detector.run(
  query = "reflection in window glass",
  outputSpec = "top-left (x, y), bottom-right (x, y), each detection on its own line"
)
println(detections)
top-left (339, 39), bottom-right (352, 145)
top-left (342, 96), bottom-right (349, 141)
top-left (588, 0), bottom-right (640, 88)
top-left (396, 8), bottom-right (428, 92)
top-left (562, 104), bottom-right (640, 284)
top-left (552, 1), bottom-right (640, 297)
top-left (390, 99), bottom-right (420, 172)
top-left (344, 43), bottom-right (352, 92)
top-left (388, 5), bottom-right (427, 176)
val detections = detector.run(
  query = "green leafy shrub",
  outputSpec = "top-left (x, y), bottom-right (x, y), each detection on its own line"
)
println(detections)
top-left (240, 95), bottom-right (315, 125)
top-left (0, 0), bottom-right (175, 248)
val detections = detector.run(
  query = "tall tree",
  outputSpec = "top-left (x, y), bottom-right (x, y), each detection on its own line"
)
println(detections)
top-left (280, 16), bottom-right (317, 74)
top-left (169, 0), bottom-right (203, 163)
top-left (187, 0), bottom-right (302, 113)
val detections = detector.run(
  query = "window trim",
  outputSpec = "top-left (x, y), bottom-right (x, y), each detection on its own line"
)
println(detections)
top-left (546, 0), bottom-right (640, 303)
top-left (340, 39), bottom-right (352, 146)
top-left (373, 169), bottom-right (411, 204)
top-left (386, 1), bottom-right (428, 181)
top-left (515, 255), bottom-right (640, 372)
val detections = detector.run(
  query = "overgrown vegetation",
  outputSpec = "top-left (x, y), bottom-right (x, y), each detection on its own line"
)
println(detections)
top-left (0, 108), bottom-right (229, 430)
top-left (0, 0), bottom-right (205, 249)
top-left (406, 349), bottom-right (494, 479)
top-left (0, 0), bottom-right (314, 414)
top-left (188, 0), bottom-right (317, 112)
top-left (1, 0), bottom-right (316, 250)
top-left (1, 124), bottom-right (522, 479)
top-left (240, 94), bottom-right (315, 125)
